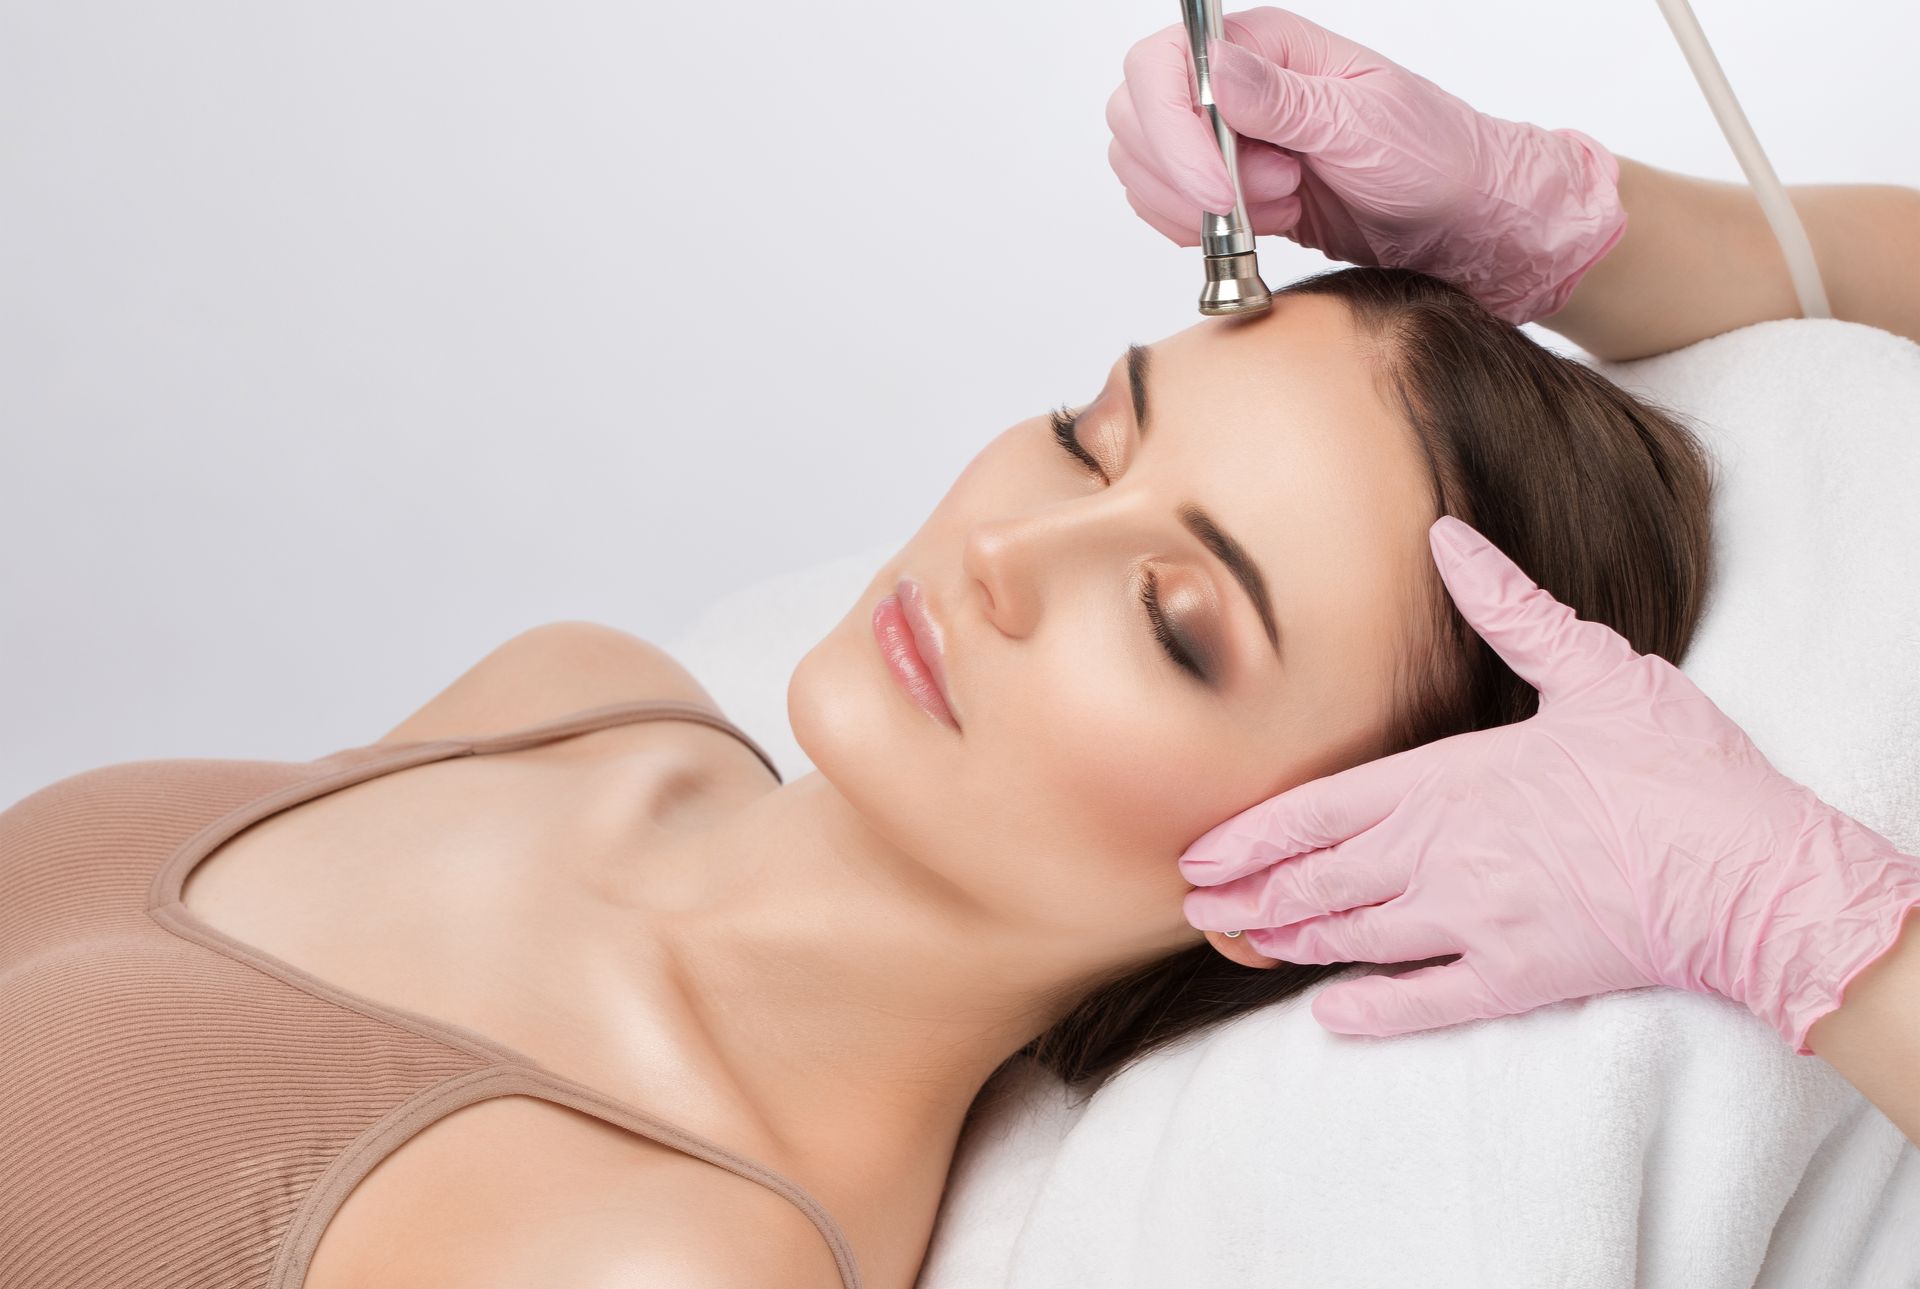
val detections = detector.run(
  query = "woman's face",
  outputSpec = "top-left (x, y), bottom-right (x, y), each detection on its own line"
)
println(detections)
top-left (788, 292), bottom-right (1440, 970)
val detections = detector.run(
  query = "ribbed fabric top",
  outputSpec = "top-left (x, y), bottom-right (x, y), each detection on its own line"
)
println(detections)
top-left (0, 698), bottom-right (862, 1289)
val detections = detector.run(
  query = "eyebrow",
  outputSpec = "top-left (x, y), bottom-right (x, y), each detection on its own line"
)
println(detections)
top-left (1125, 342), bottom-right (1284, 663)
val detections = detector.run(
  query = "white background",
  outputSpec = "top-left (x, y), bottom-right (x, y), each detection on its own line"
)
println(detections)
top-left (4, 0), bottom-right (1916, 804)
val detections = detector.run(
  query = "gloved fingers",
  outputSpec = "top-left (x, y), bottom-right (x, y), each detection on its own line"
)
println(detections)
top-left (1121, 23), bottom-right (1236, 212)
top-left (1110, 136), bottom-right (1301, 244)
top-left (1104, 80), bottom-right (1158, 175)
top-left (1219, 6), bottom-right (1364, 76)
top-left (1110, 138), bottom-right (1207, 241)
top-left (1309, 958), bottom-right (1496, 1036)
top-left (1183, 831), bottom-right (1412, 931)
top-left (1124, 189), bottom-right (1202, 249)
top-left (1103, 79), bottom-right (1147, 164)
top-left (1429, 516), bottom-right (1640, 704)
top-left (1207, 36), bottom-right (1358, 158)
top-left (1234, 139), bottom-right (1304, 206)
top-left (1124, 189), bottom-right (1302, 248)
top-left (1179, 740), bottom-right (1429, 886)
top-left (1244, 192), bottom-right (1306, 239)
top-left (1244, 900), bottom-right (1460, 967)
top-left (1109, 84), bottom-right (1303, 210)
top-left (1113, 142), bottom-right (1305, 244)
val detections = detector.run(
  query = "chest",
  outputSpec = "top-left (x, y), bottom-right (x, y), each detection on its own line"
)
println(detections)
top-left (177, 722), bottom-right (736, 1049)
top-left (174, 724), bottom-right (796, 1284)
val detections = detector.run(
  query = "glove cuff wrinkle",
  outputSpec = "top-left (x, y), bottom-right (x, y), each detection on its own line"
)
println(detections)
top-left (1725, 803), bottom-right (1920, 1056)
top-left (1778, 877), bottom-right (1920, 1057)
top-left (1472, 126), bottom-right (1628, 327)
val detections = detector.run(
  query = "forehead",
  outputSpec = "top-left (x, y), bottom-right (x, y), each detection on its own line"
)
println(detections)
top-left (1140, 293), bottom-right (1438, 686)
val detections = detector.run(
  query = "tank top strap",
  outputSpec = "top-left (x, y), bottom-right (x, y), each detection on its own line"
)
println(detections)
top-left (338, 698), bottom-right (785, 785)
top-left (132, 698), bottom-right (842, 1282)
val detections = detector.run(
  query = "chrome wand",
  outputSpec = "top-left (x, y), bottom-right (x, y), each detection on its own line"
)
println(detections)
top-left (1180, 0), bottom-right (1272, 316)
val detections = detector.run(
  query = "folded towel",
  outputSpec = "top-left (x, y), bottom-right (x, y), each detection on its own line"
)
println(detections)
top-left (669, 317), bottom-right (1920, 1288)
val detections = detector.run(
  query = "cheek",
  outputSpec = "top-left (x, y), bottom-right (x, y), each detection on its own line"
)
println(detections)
top-left (787, 420), bottom-right (1273, 928)
top-left (1030, 698), bottom-right (1201, 851)
top-left (988, 657), bottom-right (1258, 919)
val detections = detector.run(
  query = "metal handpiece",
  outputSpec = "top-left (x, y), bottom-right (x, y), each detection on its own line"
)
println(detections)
top-left (1180, 0), bottom-right (1272, 316)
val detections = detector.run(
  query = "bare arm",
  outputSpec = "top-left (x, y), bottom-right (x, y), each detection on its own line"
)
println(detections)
top-left (1806, 906), bottom-right (1920, 1147)
top-left (1539, 157), bottom-right (1920, 360)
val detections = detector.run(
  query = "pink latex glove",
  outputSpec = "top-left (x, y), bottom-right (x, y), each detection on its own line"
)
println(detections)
top-left (1105, 6), bottom-right (1628, 325)
top-left (1180, 515), bottom-right (1920, 1055)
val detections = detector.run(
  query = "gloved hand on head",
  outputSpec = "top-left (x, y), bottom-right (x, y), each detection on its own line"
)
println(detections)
top-left (1105, 5), bottom-right (1627, 325)
top-left (1179, 515), bottom-right (1920, 1056)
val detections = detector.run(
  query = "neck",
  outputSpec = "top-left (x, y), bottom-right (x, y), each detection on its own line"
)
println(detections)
top-left (581, 769), bottom-right (1161, 1175)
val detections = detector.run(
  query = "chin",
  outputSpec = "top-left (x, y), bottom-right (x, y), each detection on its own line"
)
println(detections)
top-left (785, 630), bottom-right (845, 777)
top-left (786, 607), bottom-right (905, 791)
top-left (786, 604), bottom-right (955, 850)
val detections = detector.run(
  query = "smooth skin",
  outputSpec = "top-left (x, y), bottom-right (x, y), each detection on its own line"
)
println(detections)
top-left (290, 176), bottom-right (1920, 1286)
top-left (1542, 158), bottom-right (1920, 360)
top-left (253, 293), bottom-right (1446, 1289)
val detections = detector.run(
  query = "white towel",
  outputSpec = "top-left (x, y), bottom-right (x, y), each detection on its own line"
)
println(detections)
top-left (668, 317), bottom-right (1920, 1288)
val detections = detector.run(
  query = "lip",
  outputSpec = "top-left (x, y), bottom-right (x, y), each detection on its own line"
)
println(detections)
top-left (897, 578), bottom-right (962, 725)
top-left (873, 578), bottom-right (962, 732)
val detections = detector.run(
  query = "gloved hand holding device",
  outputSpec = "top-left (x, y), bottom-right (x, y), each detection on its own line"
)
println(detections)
top-left (1179, 515), bottom-right (1920, 1057)
top-left (1106, 5), bottom-right (1627, 325)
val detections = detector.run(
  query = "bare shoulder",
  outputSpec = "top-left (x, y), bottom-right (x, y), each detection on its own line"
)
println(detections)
top-left (374, 620), bottom-right (721, 747)
top-left (438, 1162), bottom-right (846, 1289)
top-left (552, 1165), bottom-right (849, 1289)
top-left (372, 620), bottom-right (778, 791)
top-left (307, 1098), bottom-right (847, 1289)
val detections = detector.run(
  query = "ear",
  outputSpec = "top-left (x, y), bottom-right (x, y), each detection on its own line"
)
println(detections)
top-left (1207, 928), bottom-right (1284, 968)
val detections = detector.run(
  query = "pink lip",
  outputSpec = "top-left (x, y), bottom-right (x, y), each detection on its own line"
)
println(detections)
top-left (872, 579), bottom-right (962, 732)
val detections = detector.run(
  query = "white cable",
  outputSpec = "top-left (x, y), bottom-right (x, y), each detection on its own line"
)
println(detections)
top-left (1652, 0), bottom-right (1832, 318)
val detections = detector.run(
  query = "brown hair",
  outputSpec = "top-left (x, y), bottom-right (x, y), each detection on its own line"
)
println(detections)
top-left (970, 265), bottom-right (1718, 1116)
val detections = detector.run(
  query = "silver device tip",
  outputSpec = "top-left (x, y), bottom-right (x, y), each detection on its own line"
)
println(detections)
top-left (1199, 251), bottom-right (1273, 317)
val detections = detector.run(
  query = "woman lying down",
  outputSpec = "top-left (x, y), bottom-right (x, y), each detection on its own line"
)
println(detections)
top-left (5, 8), bottom-right (1919, 1289)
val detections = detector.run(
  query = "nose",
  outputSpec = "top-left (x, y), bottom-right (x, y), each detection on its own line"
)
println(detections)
top-left (962, 491), bottom-right (1152, 637)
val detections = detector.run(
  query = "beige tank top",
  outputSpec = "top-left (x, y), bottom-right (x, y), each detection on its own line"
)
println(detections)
top-left (0, 698), bottom-right (862, 1289)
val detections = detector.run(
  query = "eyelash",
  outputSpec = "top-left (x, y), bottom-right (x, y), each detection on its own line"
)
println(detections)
top-left (1048, 404), bottom-right (1208, 683)
top-left (1049, 403), bottom-right (1104, 478)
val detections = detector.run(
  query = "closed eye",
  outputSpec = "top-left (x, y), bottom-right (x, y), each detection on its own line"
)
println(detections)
top-left (1047, 403), bottom-right (1209, 684)
top-left (1049, 404), bottom-right (1104, 479)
